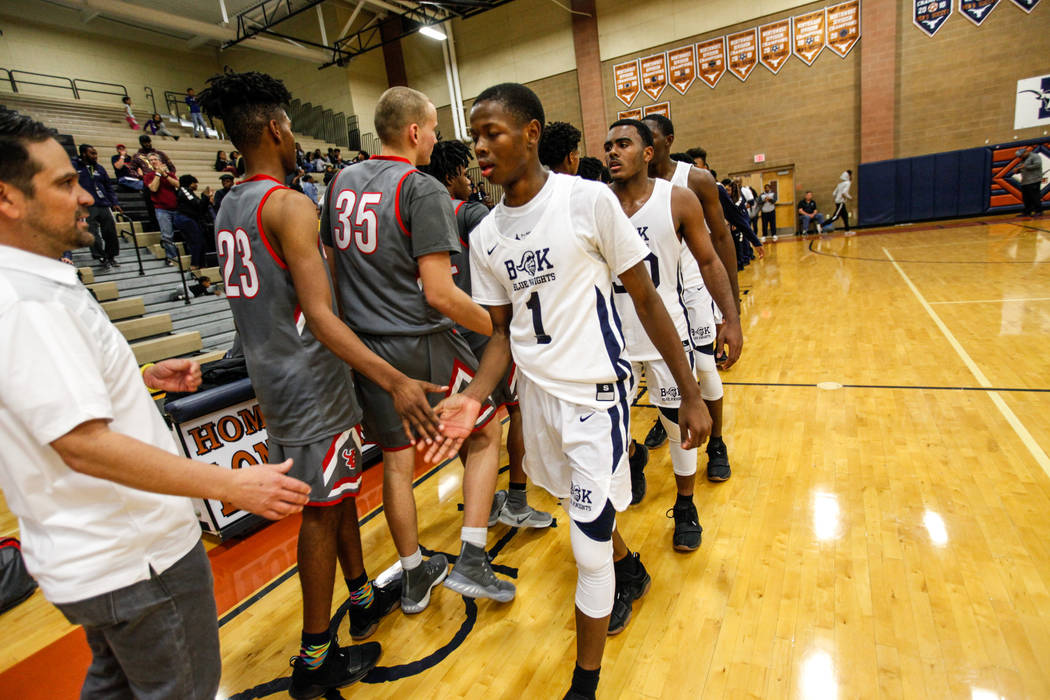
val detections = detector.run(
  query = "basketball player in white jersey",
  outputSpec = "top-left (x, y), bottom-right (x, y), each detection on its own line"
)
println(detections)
top-left (605, 119), bottom-right (741, 553)
top-left (644, 114), bottom-right (741, 484)
top-left (424, 83), bottom-right (709, 700)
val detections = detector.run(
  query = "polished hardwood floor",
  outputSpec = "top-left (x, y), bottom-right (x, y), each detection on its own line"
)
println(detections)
top-left (3, 217), bottom-right (1050, 699)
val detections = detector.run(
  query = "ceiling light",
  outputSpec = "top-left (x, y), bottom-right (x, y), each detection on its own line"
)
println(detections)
top-left (419, 25), bottom-right (446, 40)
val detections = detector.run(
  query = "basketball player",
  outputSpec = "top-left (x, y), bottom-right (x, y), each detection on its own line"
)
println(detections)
top-left (427, 83), bottom-right (710, 700)
top-left (419, 139), bottom-right (552, 528)
top-left (321, 87), bottom-right (515, 611)
top-left (643, 114), bottom-right (742, 484)
top-left (539, 121), bottom-right (582, 175)
top-left (199, 71), bottom-right (448, 698)
top-left (605, 119), bottom-right (741, 551)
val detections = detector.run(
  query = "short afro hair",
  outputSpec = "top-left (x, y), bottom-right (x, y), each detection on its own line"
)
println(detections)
top-left (577, 156), bottom-right (610, 183)
top-left (418, 139), bottom-right (472, 186)
top-left (642, 113), bottom-right (674, 138)
top-left (670, 152), bottom-right (692, 163)
top-left (374, 86), bottom-right (432, 145)
top-left (608, 119), bottom-right (653, 148)
top-left (197, 70), bottom-right (292, 150)
top-left (0, 108), bottom-right (57, 195)
top-left (474, 83), bottom-right (544, 128)
top-left (538, 121), bottom-right (580, 169)
top-left (685, 147), bottom-right (707, 163)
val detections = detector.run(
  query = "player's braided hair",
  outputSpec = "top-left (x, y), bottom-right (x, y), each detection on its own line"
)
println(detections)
top-left (197, 69), bottom-right (292, 150)
top-left (538, 121), bottom-right (581, 169)
top-left (0, 108), bottom-right (56, 195)
top-left (418, 139), bottom-right (472, 186)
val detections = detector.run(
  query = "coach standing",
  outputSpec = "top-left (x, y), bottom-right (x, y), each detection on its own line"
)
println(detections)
top-left (1019, 147), bottom-right (1044, 217)
top-left (0, 108), bottom-right (310, 699)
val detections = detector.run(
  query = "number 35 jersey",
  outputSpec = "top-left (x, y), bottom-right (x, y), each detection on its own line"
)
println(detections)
top-left (215, 175), bottom-right (360, 446)
top-left (469, 173), bottom-right (649, 409)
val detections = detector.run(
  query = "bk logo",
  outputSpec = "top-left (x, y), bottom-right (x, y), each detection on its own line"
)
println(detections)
top-left (504, 248), bottom-right (553, 280)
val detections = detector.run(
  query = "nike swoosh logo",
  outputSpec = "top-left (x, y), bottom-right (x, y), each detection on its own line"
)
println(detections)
top-left (579, 413), bottom-right (595, 422)
top-left (486, 243), bottom-right (498, 255)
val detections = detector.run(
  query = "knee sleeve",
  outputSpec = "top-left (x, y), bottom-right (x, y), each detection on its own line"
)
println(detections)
top-left (694, 350), bottom-right (724, 401)
top-left (658, 407), bottom-right (698, 476)
top-left (570, 516), bottom-right (615, 619)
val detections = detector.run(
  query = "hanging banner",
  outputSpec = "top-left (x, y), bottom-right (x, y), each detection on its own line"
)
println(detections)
top-left (617, 108), bottom-right (643, 121)
top-left (1015, 74), bottom-right (1050, 130)
top-left (614, 59), bottom-right (641, 107)
top-left (696, 36), bottom-right (727, 89)
top-left (826, 0), bottom-right (861, 56)
top-left (759, 19), bottom-right (792, 74)
top-left (792, 9), bottom-right (827, 65)
top-left (1008, 0), bottom-right (1039, 11)
top-left (643, 102), bottom-right (671, 119)
top-left (914, 0), bottom-right (952, 36)
top-left (960, 0), bottom-right (1000, 23)
top-left (727, 29), bottom-right (758, 81)
top-left (640, 53), bottom-right (668, 101)
top-left (667, 45), bottom-right (697, 95)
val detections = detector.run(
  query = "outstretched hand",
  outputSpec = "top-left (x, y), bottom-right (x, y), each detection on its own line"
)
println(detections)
top-left (144, 358), bottom-right (202, 393)
top-left (227, 459), bottom-right (310, 520)
top-left (390, 379), bottom-right (449, 445)
top-left (419, 394), bottom-right (482, 464)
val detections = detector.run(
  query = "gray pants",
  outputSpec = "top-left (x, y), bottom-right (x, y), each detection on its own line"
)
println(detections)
top-left (55, 542), bottom-right (220, 700)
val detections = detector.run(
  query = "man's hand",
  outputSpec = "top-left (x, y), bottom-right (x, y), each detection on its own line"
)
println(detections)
top-left (420, 393), bottom-right (482, 464)
top-left (755, 245), bottom-right (765, 259)
top-left (390, 378), bottom-right (449, 445)
top-left (714, 319), bottom-right (743, 369)
top-left (144, 358), bottom-right (202, 393)
top-left (226, 459), bottom-right (311, 520)
top-left (677, 394), bottom-right (712, 450)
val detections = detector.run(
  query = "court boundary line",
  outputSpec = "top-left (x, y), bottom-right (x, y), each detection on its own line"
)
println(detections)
top-left (807, 238), bottom-right (1047, 265)
top-left (928, 297), bottom-right (1050, 305)
top-left (883, 246), bottom-right (1050, 478)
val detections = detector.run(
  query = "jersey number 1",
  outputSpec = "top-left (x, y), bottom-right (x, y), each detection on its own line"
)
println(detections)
top-left (334, 190), bottom-right (382, 254)
top-left (525, 292), bottom-right (551, 344)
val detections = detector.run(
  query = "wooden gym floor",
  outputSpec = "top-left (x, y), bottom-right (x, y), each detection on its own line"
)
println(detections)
top-left (2, 215), bottom-right (1050, 699)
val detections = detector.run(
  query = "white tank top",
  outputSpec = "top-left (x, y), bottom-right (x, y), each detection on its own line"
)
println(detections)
top-left (613, 178), bottom-right (691, 361)
top-left (668, 161), bottom-right (705, 290)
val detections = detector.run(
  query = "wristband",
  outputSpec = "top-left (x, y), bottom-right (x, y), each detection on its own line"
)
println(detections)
top-left (140, 362), bottom-right (156, 389)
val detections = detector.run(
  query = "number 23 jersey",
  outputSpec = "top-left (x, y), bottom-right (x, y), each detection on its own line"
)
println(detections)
top-left (469, 173), bottom-right (649, 409)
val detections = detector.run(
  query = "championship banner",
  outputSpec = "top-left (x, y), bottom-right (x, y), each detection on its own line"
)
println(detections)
top-left (617, 108), bottom-right (643, 120)
top-left (667, 45), bottom-right (697, 94)
top-left (727, 29), bottom-right (758, 82)
top-left (960, 0), bottom-right (1000, 23)
top-left (614, 59), bottom-right (641, 107)
top-left (641, 53), bottom-right (668, 101)
top-left (792, 10), bottom-right (826, 65)
top-left (1008, 0), bottom-right (1039, 11)
top-left (826, 0), bottom-right (861, 56)
top-left (914, 0), bottom-right (952, 36)
top-left (1015, 74), bottom-right (1050, 129)
top-left (759, 19), bottom-right (792, 74)
top-left (696, 36), bottom-right (727, 88)
top-left (643, 102), bottom-right (671, 119)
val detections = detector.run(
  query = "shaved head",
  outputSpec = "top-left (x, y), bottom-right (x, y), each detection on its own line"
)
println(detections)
top-left (375, 86), bottom-right (433, 145)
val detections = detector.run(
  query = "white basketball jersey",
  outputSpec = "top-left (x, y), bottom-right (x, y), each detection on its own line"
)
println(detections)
top-left (669, 160), bottom-right (704, 290)
top-left (613, 178), bottom-right (690, 361)
top-left (469, 173), bottom-right (649, 408)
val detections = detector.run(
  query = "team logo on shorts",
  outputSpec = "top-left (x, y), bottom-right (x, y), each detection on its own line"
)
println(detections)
top-left (570, 481), bottom-right (594, 512)
top-left (342, 446), bottom-right (357, 470)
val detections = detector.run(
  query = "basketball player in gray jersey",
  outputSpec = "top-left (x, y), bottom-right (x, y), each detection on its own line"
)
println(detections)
top-left (321, 86), bottom-right (515, 612)
top-left (200, 71), bottom-right (452, 699)
top-left (419, 139), bottom-right (553, 529)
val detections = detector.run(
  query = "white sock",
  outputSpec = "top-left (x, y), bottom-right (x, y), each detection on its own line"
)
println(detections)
top-left (461, 526), bottom-right (487, 549)
top-left (400, 547), bottom-right (423, 571)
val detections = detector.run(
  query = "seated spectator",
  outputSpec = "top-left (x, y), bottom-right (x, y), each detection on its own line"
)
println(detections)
top-left (142, 153), bottom-right (180, 264)
top-left (231, 150), bottom-right (245, 176)
top-left (175, 175), bottom-right (209, 270)
top-left (308, 148), bottom-right (326, 172)
top-left (798, 190), bottom-right (832, 234)
top-left (332, 148), bottom-right (345, 168)
top-left (538, 121), bottom-right (581, 175)
top-left (577, 155), bottom-right (611, 183)
top-left (352, 150), bottom-right (369, 163)
top-left (214, 150), bottom-right (237, 175)
top-left (111, 144), bottom-right (143, 191)
top-left (301, 174), bottom-right (318, 205)
top-left (212, 173), bottom-right (235, 213)
top-left (144, 113), bottom-right (180, 140)
top-left (122, 96), bottom-right (139, 130)
top-left (133, 134), bottom-right (175, 175)
top-left (295, 141), bottom-right (306, 168)
top-left (322, 163), bottom-right (337, 186)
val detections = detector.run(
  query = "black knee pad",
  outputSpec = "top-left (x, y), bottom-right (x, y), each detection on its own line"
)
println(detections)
top-left (574, 499), bottom-right (615, 542)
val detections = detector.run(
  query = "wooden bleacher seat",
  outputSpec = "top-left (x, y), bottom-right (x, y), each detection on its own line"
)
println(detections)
top-left (86, 281), bottom-right (118, 301)
top-left (130, 331), bottom-right (203, 364)
top-left (113, 314), bottom-right (173, 342)
top-left (101, 297), bottom-right (145, 321)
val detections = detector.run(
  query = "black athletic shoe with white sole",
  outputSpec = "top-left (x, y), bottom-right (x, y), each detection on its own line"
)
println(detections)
top-left (288, 641), bottom-right (381, 699)
top-left (608, 553), bottom-right (651, 635)
top-left (643, 418), bottom-right (667, 449)
top-left (706, 438), bottom-right (731, 482)
top-left (668, 501), bottom-right (702, 551)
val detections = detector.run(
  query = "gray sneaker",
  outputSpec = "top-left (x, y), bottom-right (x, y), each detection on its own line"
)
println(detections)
top-left (488, 489), bottom-right (508, 527)
top-left (401, 554), bottom-right (448, 614)
top-left (443, 542), bottom-right (515, 602)
top-left (498, 501), bottom-right (554, 529)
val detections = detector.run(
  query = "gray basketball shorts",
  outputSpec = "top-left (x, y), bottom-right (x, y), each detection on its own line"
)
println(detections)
top-left (269, 427), bottom-right (363, 506)
top-left (461, 328), bottom-right (518, 408)
top-left (356, 328), bottom-right (497, 450)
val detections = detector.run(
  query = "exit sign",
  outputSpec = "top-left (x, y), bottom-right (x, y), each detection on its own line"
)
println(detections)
top-left (754, 153), bottom-right (766, 163)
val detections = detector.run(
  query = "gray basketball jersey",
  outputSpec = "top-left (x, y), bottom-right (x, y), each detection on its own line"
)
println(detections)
top-left (215, 175), bottom-right (361, 446)
top-left (320, 157), bottom-right (461, 336)
top-left (449, 198), bottom-right (490, 352)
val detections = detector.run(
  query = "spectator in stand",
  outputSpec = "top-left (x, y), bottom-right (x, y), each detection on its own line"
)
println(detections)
top-left (295, 142), bottom-right (306, 169)
top-left (824, 170), bottom-right (853, 233)
top-left (352, 150), bottom-right (369, 163)
top-left (142, 153), bottom-right (180, 264)
top-left (111, 144), bottom-right (143, 192)
top-left (212, 173), bottom-right (235, 213)
top-left (577, 155), bottom-right (611, 182)
top-left (538, 121), bottom-right (581, 175)
top-left (309, 148), bottom-right (326, 172)
top-left (231, 150), bottom-right (245, 177)
top-left (185, 88), bottom-right (210, 139)
top-left (175, 175), bottom-right (209, 270)
top-left (121, 96), bottom-right (139, 130)
top-left (1018, 149), bottom-right (1043, 217)
top-left (322, 163), bottom-right (337, 186)
top-left (144, 113), bottom-right (179, 140)
top-left (759, 184), bottom-right (778, 240)
top-left (132, 134), bottom-right (175, 175)
top-left (686, 147), bottom-right (707, 169)
top-left (798, 191), bottom-right (832, 235)
top-left (214, 150), bottom-right (237, 175)
top-left (301, 173), bottom-right (319, 205)
top-left (285, 167), bottom-right (305, 193)
top-left (73, 144), bottom-right (123, 270)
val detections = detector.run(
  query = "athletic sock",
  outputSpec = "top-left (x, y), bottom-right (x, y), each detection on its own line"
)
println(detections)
top-left (347, 574), bottom-right (374, 609)
top-left (569, 665), bottom-right (600, 699)
top-left (461, 526), bottom-right (487, 549)
top-left (400, 547), bottom-right (423, 572)
top-left (299, 631), bottom-right (331, 669)
top-left (507, 482), bottom-right (527, 510)
top-left (675, 493), bottom-right (694, 509)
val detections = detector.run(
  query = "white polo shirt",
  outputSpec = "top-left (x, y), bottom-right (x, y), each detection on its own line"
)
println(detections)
top-left (0, 244), bottom-right (200, 604)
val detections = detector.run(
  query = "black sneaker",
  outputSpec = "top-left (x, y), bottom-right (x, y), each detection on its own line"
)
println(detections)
top-left (563, 690), bottom-right (593, 700)
top-left (667, 501), bottom-right (702, 552)
top-left (348, 579), bottom-right (401, 640)
top-left (643, 418), bottom-right (667, 449)
top-left (628, 441), bottom-right (648, 505)
top-left (607, 553), bottom-right (651, 635)
top-left (706, 439), bottom-right (731, 482)
top-left (288, 641), bottom-right (381, 700)
top-left (108, 258), bottom-right (121, 269)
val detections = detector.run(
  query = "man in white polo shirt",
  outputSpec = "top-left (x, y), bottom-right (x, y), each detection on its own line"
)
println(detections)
top-left (0, 108), bottom-right (312, 699)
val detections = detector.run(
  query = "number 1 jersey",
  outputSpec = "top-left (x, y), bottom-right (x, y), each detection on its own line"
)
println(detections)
top-left (469, 173), bottom-right (649, 409)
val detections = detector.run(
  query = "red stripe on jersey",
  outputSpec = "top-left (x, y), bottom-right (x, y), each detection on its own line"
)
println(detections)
top-left (370, 155), bottom-right (412, 165)
top-left (242, 174), bottom-right (283, 185)
top-left (256, 185), bottom-right (290, 269)
top-left (453, 199), bottom-right (465, 215)
top-left (393, 169), bottom-right (417, 237)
